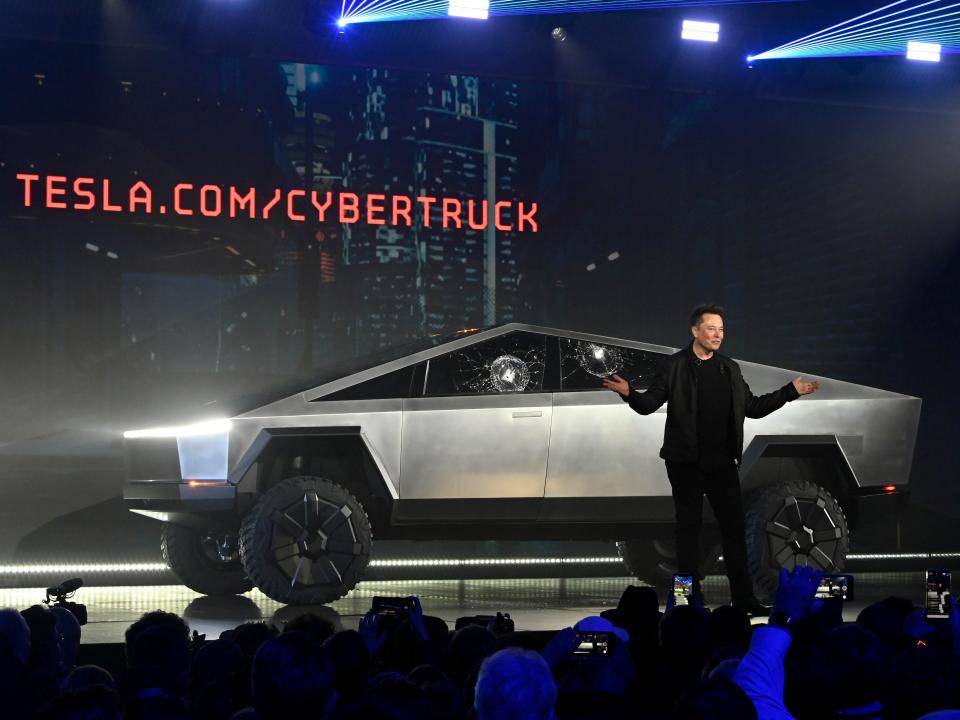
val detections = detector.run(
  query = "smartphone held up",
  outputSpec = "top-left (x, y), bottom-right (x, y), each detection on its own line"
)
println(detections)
top-left (925, 569), bottom-right (951, 622)
top-left (672, 574), bottom-right (694, 607)
top-left (574, 631), bottom-right (614, 655)
top-left (815, 574), bottom-right (854, 602)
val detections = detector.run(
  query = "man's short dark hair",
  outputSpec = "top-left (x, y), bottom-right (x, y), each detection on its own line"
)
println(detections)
top-left (282, 612), bottom-right (336, 645)
top-left (124, 610), bottom-right (189, 665)
top-left (252, 633), bottom-right (337, 720)
top-left (38, 686), bottom-right (125, 720)
top-left (124, 611), bottom-right (190, 676)
top-left (691, 305), bottom-right (725, 327)
top-left (812, 624), bottom-right (890, 713)
top-left (673, 678), bottom-right (757, 720)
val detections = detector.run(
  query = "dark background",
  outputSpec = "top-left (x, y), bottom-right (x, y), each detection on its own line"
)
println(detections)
top-left (0, 0), bottom-right (958, 571)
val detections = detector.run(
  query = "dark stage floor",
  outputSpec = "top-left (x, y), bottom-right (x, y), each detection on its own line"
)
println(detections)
top-left (0, 572), bottom-right (932, 645)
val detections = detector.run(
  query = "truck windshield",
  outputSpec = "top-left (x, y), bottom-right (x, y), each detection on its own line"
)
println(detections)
top-left (221, 328), bottom-right (487, 415)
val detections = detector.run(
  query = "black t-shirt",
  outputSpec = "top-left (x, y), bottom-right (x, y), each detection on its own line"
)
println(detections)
top-left (694, 354), bottom-right (733, 464)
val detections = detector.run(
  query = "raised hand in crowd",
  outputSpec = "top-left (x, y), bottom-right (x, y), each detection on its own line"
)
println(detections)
top-left (358, 611), bottom-right (387, 657)
top-left (772, 565), bottom-right (822, 623)
top-left (403, 595), bottom-right (429, 642)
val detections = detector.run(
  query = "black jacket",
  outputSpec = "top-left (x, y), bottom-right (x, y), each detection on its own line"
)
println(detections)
top-left (621, 343), bottom-right (800, 464)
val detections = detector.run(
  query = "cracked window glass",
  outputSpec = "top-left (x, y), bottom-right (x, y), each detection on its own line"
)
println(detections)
top-left (425, 332), bottom-right (547, 395)
top-left (560, 338), bottom-right (666, 391)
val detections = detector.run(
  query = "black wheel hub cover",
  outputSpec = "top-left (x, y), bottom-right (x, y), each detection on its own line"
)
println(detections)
top-left (270, 490), bottom-right (362, 588)
top-left (764, 494), bottom-right (842, 570)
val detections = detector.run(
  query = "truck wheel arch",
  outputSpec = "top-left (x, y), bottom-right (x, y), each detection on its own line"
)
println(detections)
top-left (740, 435), bottom-right (861, 528)
top-left (232, 427), bottom-right (396, 527)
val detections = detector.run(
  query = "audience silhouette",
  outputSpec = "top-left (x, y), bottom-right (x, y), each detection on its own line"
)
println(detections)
top-left (2, 569), bottom-right (959, 719)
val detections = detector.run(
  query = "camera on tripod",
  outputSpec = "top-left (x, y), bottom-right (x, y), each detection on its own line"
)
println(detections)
top-left (43, 578), bottom-right (87, 626)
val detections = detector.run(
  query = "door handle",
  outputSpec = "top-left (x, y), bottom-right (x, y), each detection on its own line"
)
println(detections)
top-left (512, 410), bottom-right (543, 418)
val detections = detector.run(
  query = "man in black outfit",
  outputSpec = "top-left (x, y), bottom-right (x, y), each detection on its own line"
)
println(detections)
top-left (602, 305), bottom-right (820, 614)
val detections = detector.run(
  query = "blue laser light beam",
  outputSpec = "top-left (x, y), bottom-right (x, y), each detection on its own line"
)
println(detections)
top-left (749, 0), bottom-right (960, 60)
top-left (338, 0), bottom-right (795, 27)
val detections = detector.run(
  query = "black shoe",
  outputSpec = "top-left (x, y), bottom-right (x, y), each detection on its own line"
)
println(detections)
top-left (733, 597), bottom-right (772, 617)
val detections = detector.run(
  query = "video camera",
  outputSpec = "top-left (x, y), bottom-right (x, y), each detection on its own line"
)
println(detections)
top-left (43, 578), bottom-right (87, 626)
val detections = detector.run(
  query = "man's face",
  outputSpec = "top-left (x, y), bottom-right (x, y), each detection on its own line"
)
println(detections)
top-left (691, 313), bottom-right (724, 353)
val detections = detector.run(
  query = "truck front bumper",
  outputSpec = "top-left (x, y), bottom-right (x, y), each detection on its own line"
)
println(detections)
top-left (123, 480), bottom-right (237, 529)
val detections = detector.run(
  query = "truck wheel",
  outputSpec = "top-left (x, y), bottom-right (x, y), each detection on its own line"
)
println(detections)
top-left (616, 537), bottom-right (721, 586)
top-left (161, 524), bottom-right (253, 596)
top-left (617, 539), bottom-right (669, 588)
top-left (744, 480), bottom-right (849, 601)
top-left (239, 476), bottom-right (372, 605)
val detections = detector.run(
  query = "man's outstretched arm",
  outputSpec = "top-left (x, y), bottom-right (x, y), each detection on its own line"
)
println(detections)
top-left (602, 371), bottom-right (668, 415)
top-left (743, 376), bottom-right (819, 419)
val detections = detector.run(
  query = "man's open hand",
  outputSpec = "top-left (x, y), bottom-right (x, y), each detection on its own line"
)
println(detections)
top-left (792, 377), bottom-right (820, 396)
top-left (403, 595), bottom-right (429, 642)
top-left (602, 374), bottom-right (631, 397)
top-left (358, 611), bottom-right (387, 656)
top-left (773, 565), bottom-right (822, 622)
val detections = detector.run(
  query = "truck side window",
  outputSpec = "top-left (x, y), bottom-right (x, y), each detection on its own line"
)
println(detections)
top-left (318, 366), bottom-right (415, 401)
top-left (425, 332), bottom-right (547, 396)
top-left (559, 338), bottom-right (666, 392)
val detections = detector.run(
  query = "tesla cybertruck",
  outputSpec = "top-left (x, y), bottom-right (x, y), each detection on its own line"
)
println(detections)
top-left (123, 324), bottom-right (921, 604)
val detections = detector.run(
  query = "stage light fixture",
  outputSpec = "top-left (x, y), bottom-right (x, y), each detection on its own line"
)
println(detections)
top-left (750, 0), bottom-right (960, 61)
top-left (907, 39), bottom-right (942, 60)
top-left (368, 556), bottom-right (625, 567)
top-left (3, 552), bottom-right (960, 581)
top-left (0, 557), bottom-right (626, 577)
top-left (682, 19), bottom-right (720, 42)
top-left (0, 563), bottom-right (169, 576)
top-left (552, 26), bottom-right (568, 41)
top-left (448, 0), bottom-right (490, 19)
top-left (337, 0), bottom-right (789, 27)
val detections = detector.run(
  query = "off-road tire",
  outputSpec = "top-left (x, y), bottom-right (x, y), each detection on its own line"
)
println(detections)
top-left (616, 536), bottom-right (722, 586)
top-left (239, 476), bottom-right (372, 605)
top-left (744, 479), bottom-right (849, 601)
top-left (161, 523), bottom-right (253, 596)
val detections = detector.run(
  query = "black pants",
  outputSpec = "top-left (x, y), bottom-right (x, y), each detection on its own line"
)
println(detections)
top-left (665, 459), bottom-right (755, 604)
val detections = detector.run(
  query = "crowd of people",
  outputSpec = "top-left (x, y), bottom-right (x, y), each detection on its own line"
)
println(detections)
top-left (1, 567), bottom-right (960, 720)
